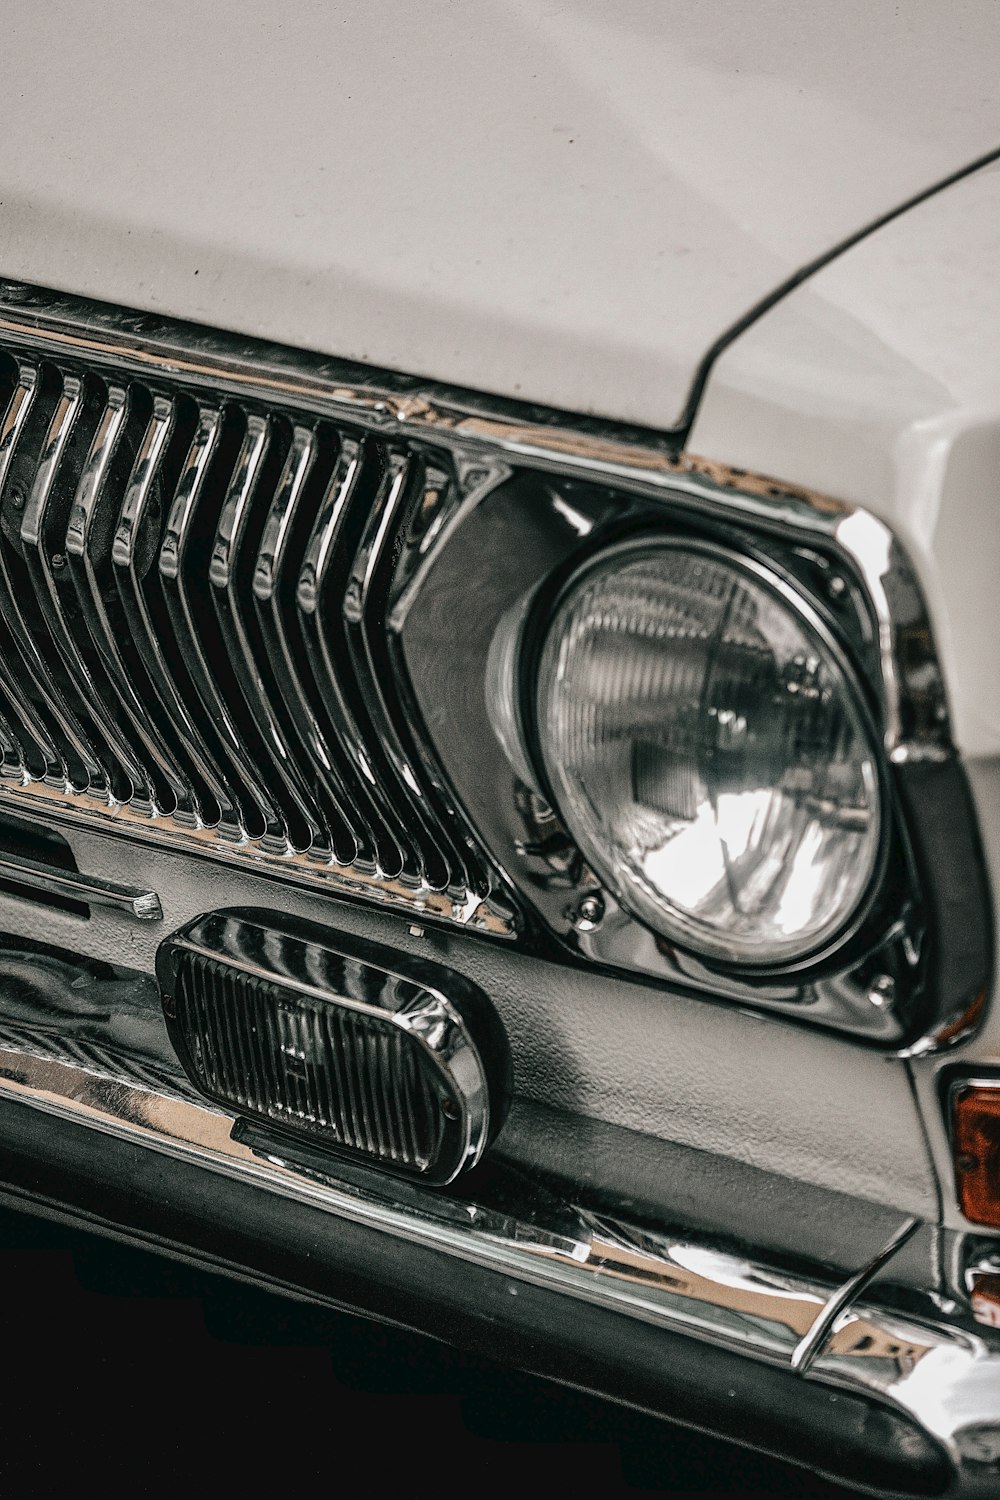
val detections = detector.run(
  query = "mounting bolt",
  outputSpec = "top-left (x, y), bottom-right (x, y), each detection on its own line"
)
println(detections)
top-left (828, 574), bottom-right (847, 600)
top-left (51, 552), bottom-right (66, 571)
top-left (8, 483), bottom-right (25, 510)
top-left (868, 974), bottom-right (895, 1008)
top-left (572, 892), bottom-right (605, 932)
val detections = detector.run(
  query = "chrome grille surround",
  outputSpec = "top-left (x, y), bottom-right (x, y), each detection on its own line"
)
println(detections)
top-left (0, 283), bottom-right (529, 934)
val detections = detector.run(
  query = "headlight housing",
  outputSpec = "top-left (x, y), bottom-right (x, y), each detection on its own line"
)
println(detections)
top-left (396, 456), bottom-right (988, 1048)
top-left (535, 540), bottom-right (882, 965)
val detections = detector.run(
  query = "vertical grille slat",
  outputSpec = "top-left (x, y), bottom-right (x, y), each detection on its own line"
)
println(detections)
top-left (341, 450), bottom-right (451, 891)
top-left (208, 415), bottom-right (328, 856)
top-left (348, 452), bottom-right (480, 898)
top-left (63, 382), bottom-right (200, 821)
top-left (295, 439), bottom-right (417, 880)
top-left (291, 437), bottom-right (394, 874)
top-left (0, 319), bottom-right (512, 937)
top-left (112, 395), bottom-right (238, 832)
top-left (0, 364), bottom-right (112, 794)
top-left (251, 424), bottom-right (365, 868)
top-left (392, 464), bottom-right (493, 904)
top-left (18, 370), bottom-right (157, 808)
top-left (0, 369), bottom-right (70, 782)
top-left (157, 403), bottom-right (286, 845)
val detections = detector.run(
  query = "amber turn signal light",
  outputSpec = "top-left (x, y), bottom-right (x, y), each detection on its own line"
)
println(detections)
top-left (953, 1084), bottom-right (1000, 1228)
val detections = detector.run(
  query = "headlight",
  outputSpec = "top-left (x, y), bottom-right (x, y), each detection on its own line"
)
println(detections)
top-left (535, 540), bottom-right (882, 965)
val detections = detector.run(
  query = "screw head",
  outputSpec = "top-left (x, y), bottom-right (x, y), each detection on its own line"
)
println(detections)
top-left (868, 974), bottom-right (895, 1008)
top-left (573, 893), bottom-right (605, 932)
top-left (8, 483), bottom-right (25, 510)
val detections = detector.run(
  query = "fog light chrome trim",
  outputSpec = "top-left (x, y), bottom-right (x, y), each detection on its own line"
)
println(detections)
top-left (157, 910), bottom-right (511, 1185)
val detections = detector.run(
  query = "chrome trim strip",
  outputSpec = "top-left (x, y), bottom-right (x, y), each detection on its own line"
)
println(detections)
top-left (0, 850), bottom-right (161, 918)
top-left (0, 1013), bottom-right (997, 1492)
top-left (810, 1298), bottom-right (1000, 1483)
top-left (0, 1031), bottom-right (833, 1360)
top-left (790, 1214), bottom-right (919, 1373)
top-left (0, 776), bottom-right (510, 931)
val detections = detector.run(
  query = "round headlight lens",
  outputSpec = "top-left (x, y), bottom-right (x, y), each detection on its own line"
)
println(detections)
top-left (536, 542), bottom-right (882, 964)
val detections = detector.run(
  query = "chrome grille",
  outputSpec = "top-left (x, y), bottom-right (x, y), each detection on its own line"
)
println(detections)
top-left (0, 345), bottom-right (507, 931)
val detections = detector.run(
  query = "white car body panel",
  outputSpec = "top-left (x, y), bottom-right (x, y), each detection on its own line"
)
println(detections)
top-left (1, 10), bottom-right (999, 1479)
top-left (0, 4), bottom-right (995, 1228)
top-left (1, 1), bottom-right (998, 433)
top-left (690, 163), bottom-right (1000, 1228)
top-left (691, 161), bottom-right (1000, 762)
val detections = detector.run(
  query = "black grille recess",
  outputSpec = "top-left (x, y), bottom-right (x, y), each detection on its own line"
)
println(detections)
top-left (0, 347), bottom-right (509, 933)
top-left (158, 910), bottom-right (512, 1184)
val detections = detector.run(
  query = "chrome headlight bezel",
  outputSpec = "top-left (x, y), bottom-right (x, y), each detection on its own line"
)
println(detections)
top-left (392, 458), bottom-right (988, 1049)
top-left (529, 533), bottom-right (888, 971)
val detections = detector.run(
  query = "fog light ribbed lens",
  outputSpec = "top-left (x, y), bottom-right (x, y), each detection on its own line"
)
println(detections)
top-left (158, 910), bottom-right (511, 1185)
top-left (536, 541), bottom-right (882, 964)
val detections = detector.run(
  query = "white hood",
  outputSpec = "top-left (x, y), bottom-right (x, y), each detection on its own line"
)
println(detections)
top-left (0, 1), bottom-right (997, 430)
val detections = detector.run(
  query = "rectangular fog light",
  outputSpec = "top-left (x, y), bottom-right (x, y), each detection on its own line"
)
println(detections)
top-left (157, 909), bottom-right (511, 1185)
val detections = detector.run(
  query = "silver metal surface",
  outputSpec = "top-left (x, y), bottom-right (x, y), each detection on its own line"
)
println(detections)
top-left (21, 370), bottom-right (159, 812)
top-left (159, 402), bottom-right (287, 848)
top-left (252, 425), bottom-right (361, 866)
top-left (0, 849), bottom-right (161, 919)
top-left (0, 363), bottom-right (108, 794)
top-left (810, 1292), bottom-right (1000, 1482)
top-left (344, 449), bottom-right (471, 894)
top-left (0, 367), bottom-right (65, 783)
top-left (0, 287), bottom-right (511, 934)
top-left (207, 414), bottom-right (326, 853)
top-left (294, 435), bottom-right (409, 878)
top-left (64, 382), bottom-right (199, 822)
top-left (0, 973), bottom-right (995, 1492)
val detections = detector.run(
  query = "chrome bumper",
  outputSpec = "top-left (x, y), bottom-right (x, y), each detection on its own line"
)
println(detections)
top-left (0, 950), bottom-right (997, 1497)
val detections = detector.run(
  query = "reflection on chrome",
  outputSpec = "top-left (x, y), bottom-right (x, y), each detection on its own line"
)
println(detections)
top-left (0, 1035), bottom-right (829, 1358)
top-left (0, 968), bottom-right (996, 1491)
top-left (815, 1307), bottom-right (1000, 1473)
